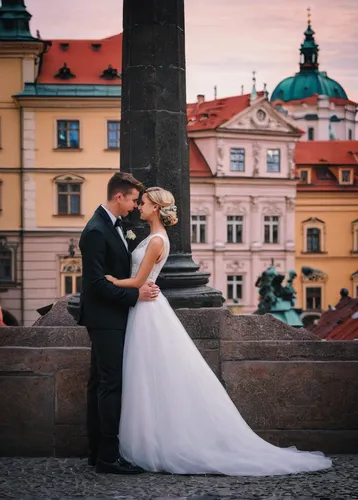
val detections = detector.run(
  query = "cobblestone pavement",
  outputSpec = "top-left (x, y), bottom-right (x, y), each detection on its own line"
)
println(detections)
top-left (0, 455), bottom-right (357, 500)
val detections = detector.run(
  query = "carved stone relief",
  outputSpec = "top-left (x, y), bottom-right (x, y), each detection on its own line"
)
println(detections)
top-left (226, 260), bottom-right (246, 272)
top-left (252, 141), bottom-right (261, 177)
top-left (216, 139), bottom-right (225, 177)
top-left (191, 206), bottom-right (210, 216)
top-left (262, 202), bottom-right (282, 215)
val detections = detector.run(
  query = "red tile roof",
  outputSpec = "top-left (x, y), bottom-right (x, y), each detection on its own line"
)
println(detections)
top-left (295, 141), bottom-right (358, 165)
top-left (187, 93), bottom-right (264, 131)
top-left (295, 141), bottom-right (358, 192)
top-left (189, 140), bottom-right (212, 177)
top-left (309, 297), bottom-right (358, 340)
top-left (38, 34), bottom-right (123, 85)
top-left (272, 94), bottom-right (358, 107)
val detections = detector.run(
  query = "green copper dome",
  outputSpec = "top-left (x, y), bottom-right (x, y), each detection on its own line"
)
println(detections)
top-left (271, 72), bottom-right (348, 102)
top-left (0, 0), bottom-right (38, 41)
top-left (271, 19), bottom-right (348, 102)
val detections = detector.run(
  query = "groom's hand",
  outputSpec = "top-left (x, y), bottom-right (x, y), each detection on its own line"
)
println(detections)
top-left (139, 282), bottom-right (160, 301)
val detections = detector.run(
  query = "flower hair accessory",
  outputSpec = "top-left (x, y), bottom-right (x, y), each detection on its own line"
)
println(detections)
top-left (160, 203), bottom-right (178, 226)
top-left (162, 204), bottom-right (177, 213)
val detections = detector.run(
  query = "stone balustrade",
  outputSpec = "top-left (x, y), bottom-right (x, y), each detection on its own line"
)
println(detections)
top-left (0, 305), bottom-right (357, 456)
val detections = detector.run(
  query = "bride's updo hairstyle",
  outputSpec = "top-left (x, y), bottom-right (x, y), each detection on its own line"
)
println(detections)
top-left (145, 187), bottom-right (178, 227)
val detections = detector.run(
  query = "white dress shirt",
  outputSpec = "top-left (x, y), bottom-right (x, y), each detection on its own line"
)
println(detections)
top-left (101, 204), bottom-right (128, 251)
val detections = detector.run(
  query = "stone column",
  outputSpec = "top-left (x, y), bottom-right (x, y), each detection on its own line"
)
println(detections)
top-left (120, 0), bottom-right (223, 308)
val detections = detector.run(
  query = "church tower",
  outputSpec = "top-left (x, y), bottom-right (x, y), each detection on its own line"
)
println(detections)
top-left (0, 0), bottom-right (38, 41)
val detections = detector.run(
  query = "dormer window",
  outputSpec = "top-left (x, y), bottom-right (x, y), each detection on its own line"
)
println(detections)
top-left (299, 169), bottom-right (311, 184)
top-left (339, 168), bottom-right (353, 185)
top-left (100, 65), bottom-right (121, 80)
top-left (54, 63), bottom-right (76, 80)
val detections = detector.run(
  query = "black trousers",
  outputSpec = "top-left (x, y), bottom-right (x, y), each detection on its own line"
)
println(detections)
top-left (87, 328), bottom-right (125, 462)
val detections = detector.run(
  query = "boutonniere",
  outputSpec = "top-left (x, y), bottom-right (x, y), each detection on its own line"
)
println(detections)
top-left (125, 230), bottom-right (136, 241)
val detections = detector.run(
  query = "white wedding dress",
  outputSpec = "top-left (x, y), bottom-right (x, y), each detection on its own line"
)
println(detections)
top-left (119, 233), bottom-right (332, 476)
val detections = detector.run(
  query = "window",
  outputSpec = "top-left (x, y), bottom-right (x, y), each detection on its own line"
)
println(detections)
top-left (191, 215), bottom-right (206, 243)
top-left (227, 216), bottom-right (243, 243)
top-left (264, 216), bottom-right (279, 243)
top-left (299, 169), bottom-right (311, 184)
top-left (308, 127), bottom-right (314, 141)
top-left (227, 275), bottom-right (243, 301)
top-left (317, 168), bottom-right (334, 180)
top-left (340, 169), bottom-right (353, 185)
top-left (0, 238), bottom-right (17, 285)
top-left (306, 287), bottom-right (322, 311)
top-left (349, 129), bottom-right (353, 140)
top-left (266, 149), bottom-right (280, 173)
top-left (303, 218), bottom-right (325, 253)
top-left (57, 120), bottom-right (80, 148)
top-left (60, 257), bottom-right (82, 296)
top-left (107, 121), bottom-right (120, 149)
top-left (57, 182), bottom-right (81, 215)
top-left (230, 148), bottom-right (245, 172)
top-left (307, 228), bottom-right (321, 253)
top-left (352, 221), bottom-right (358, 252)
top-left (0, 246), bottom-right (12, 283)
top-left (63, 275), bottom-right (82, 295)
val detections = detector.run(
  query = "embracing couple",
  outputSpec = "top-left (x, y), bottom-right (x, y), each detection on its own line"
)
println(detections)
top-left (78, 172), bottom-right (332, 477)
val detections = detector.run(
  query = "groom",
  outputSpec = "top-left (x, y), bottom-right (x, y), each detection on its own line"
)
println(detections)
top-left (78, 172), bottom-right (159, 474)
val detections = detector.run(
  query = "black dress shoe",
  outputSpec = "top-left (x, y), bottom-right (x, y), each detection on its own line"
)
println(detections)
top-left (96, 457), bottom-right (145, 475)
top-left (88, 457), bottom-right (96, 466)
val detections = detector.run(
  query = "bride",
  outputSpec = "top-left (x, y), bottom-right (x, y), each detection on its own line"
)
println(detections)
top-left (105, 186), bottom-right (332, 476)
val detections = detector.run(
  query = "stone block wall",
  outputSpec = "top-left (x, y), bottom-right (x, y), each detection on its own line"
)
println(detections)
top-left (0, 309), bottom-right (358, 456)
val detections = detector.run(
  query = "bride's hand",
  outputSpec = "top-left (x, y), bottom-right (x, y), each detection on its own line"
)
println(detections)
top-left (105, 274), bottom-right (116, 283)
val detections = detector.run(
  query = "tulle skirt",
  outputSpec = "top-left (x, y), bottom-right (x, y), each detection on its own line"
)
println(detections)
top-left (119, 293), bottom-right (332, 476)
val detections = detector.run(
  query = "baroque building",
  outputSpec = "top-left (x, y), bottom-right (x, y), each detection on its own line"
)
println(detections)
top-left (270, 12), bottom-right (358, 142)
top-left (295, 141), bottom-right (358, 321)
top-left (0, 1), bottom-right (123, 325)
top-left (188, 88), bottom-right (302, 312)
top-left (1, 2), bottom-right (357, 324)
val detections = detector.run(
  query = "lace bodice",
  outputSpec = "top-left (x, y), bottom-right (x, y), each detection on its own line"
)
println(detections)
top-left (130, 233), bottom-right (170, 283)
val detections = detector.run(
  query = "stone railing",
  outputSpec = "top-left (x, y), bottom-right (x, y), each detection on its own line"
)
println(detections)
top-left (0, 307), bottom-right (358, 456)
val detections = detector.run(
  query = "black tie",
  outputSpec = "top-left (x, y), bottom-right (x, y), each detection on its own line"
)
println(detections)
top-left (114, 218), bottom-right (123, 230)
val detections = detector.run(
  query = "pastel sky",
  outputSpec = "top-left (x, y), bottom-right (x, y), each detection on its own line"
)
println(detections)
top-left (26, 0), bottom-right (358, 103)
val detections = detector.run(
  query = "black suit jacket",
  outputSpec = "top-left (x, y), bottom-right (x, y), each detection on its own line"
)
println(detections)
top-left (78, 205), bottom-right (139, 330)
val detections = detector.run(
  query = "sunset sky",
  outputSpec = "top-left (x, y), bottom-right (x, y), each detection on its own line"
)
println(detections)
top-left (26, 0), bottom-right (358, 103)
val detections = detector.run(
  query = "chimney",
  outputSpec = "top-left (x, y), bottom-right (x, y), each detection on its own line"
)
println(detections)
top-left (197, 94), bottom-right (205, 104)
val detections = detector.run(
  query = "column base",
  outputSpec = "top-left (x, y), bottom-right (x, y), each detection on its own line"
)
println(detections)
top-left (157, 253), bottom-right (225, 308)
top-left (162, 285), bottom-right (224, 309)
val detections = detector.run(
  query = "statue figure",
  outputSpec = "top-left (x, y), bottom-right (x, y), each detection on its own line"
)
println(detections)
top-left (254, 266), bottom-right (303, 327)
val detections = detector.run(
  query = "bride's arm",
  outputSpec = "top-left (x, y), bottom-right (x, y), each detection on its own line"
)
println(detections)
top-left (105, 237), bottom-right (164, 288)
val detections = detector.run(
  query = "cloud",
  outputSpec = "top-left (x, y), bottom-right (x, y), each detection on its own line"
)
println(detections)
top-left (26, 0), bottom-right (358, 102)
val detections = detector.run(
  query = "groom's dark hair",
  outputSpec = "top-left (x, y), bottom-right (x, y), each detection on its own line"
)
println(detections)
top-left (107, 172), bottom-right (144, 200)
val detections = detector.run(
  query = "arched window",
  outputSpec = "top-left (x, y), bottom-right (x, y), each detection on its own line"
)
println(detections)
top-left (302, 218), bottom-right (325, 253)
top-left (307, 228), bottom-right (321, 253)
